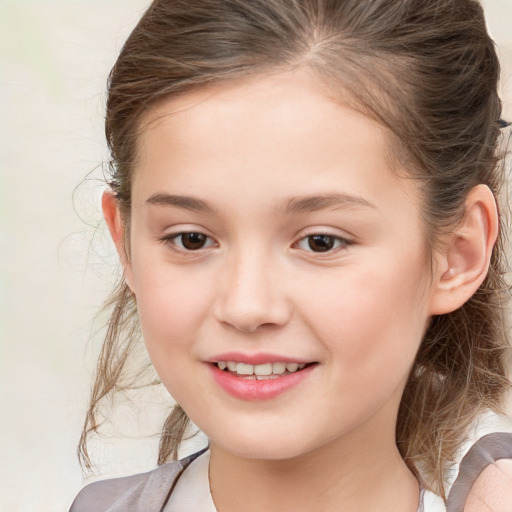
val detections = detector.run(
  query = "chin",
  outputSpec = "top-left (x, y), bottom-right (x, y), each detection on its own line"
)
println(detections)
top-left (207, 425), bottom-right (320, 461)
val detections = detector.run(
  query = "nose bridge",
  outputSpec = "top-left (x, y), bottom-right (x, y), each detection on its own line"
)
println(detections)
top-left (215, 241), bottom-right (289, 332)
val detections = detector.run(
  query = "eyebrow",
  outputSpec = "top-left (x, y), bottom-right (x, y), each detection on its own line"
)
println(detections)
top-left (281, 193), bottom-right (377, 213)
top-left (146, 193), bottom-right (216, 213)
top-left (145, 192), bottom-right (377, 215)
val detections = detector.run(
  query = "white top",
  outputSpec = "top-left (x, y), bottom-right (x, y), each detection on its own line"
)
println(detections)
top-left (165, 450), bottom-right (216, 512)
top-left (165, 450), bottom-right (447, 512)
top-left (422, 490), bottom-right (447, 512)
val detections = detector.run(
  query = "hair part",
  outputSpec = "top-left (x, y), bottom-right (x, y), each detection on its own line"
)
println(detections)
top-left (79, 0), bottom-right (511, 498)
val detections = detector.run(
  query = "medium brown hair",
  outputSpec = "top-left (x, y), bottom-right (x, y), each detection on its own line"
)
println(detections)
top-left (79, 0), bottom-right (511, 498)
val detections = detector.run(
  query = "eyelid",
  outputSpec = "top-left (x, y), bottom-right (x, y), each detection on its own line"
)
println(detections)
top-left (294, 226), bottom-right (355, 242)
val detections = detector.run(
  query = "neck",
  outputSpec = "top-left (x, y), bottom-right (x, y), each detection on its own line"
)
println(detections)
top-left (208, 411), bottom-right (419, 512)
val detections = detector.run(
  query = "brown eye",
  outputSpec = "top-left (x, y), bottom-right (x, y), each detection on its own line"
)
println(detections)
top-left (297, 234), bottom-right (350, 253)
top-left (173, 232), bottom-right (213, 251)
top-left (307, 235), bottom-right (336, 252)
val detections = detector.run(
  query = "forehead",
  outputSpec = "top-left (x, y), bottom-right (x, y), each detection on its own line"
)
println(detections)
top-left (137, 68), bottom-right (388, 157)
top-left (132, 68), bottom-right (419, 219)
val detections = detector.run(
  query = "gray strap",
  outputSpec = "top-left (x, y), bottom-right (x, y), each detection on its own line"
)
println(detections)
top-left (446, 432), bottom-right (512, 512)
top-left (69, 449), bottom-right (208, 512)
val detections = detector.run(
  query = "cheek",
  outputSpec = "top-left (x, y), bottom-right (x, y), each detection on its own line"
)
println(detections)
top-left (131, 258), bottom-right (212, 356)
top-left (301, 254), bottom-right (429, 374)
top-left (132, 264), bottom-right (212, 401)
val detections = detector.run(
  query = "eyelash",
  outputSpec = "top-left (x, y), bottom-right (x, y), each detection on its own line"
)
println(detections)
top-left (160, 231), bottom-right (353, 255)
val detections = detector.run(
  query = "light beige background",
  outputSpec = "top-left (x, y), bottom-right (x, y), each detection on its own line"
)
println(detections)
top-left (0, 1), bottom-right (511, 511)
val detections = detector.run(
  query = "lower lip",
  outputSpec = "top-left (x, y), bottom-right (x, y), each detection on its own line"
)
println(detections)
top-left (208, 364), bottom-right (316, 401)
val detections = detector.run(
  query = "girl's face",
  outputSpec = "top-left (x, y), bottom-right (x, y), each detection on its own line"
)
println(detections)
top-left (122, 69), bottom-right (440, 460)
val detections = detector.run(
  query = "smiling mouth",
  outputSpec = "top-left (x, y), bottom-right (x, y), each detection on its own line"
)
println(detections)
top-left (213, 361), bottom-right (316, 380)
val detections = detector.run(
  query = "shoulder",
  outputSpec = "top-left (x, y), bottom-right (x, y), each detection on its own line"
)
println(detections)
top-left (68, 462), bottom-right (183, 512)
top-left (69, 450), bottom-right (207, 512)
top-left (446, 431), bottom-right (512, 512)
top-left (464, 458), bottom-right (512, 512)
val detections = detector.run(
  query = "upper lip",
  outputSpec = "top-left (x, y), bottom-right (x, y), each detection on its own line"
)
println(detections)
top-left (206, 352), bottom-right (315, 365)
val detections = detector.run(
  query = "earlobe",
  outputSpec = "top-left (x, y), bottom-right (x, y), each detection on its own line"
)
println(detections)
top-left (429, 185), bottom-right (498, 315)
top-left (102, 190), bottom-right (135, 292)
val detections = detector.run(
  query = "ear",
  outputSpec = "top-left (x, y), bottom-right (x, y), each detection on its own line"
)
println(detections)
top-left (429, 185), bottom-right (499, 315)
top-left (102, 190), bottom-right (135, 292)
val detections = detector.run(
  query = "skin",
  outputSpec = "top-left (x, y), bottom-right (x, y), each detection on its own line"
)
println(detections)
top-left (465, 460), bottom-right (512, 512)
top-left (103, 68), bottom-right (500, 511)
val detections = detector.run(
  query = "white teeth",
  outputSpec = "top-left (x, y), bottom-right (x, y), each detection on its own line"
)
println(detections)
top-left (272, 362), bottom-right (286, 374)
top-left (216, 360), bottom-right (309, 376)
top-left (254, 363), bottom-right (272, 376)
top-left (236, 363), bottom-right (254, 375)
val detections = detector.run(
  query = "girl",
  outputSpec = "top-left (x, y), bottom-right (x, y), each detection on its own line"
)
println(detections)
top-left (71, 0), bottom-right (512, 510)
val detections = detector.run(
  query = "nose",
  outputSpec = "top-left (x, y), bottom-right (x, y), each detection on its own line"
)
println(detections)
top-left (214, 248), bottom-right (292, 333)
